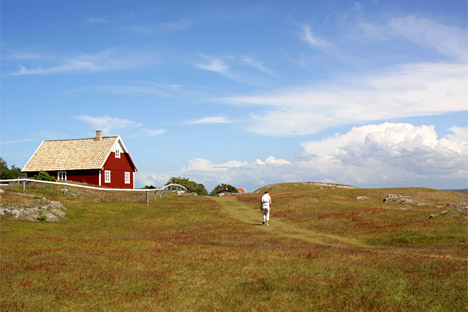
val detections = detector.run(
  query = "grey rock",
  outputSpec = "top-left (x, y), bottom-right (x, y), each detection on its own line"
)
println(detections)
top-left (356, 196), bottom-right (370, 200)
top-left (50, 208), bottom-right (65, 217)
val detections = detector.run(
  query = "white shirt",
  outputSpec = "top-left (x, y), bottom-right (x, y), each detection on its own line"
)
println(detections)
top-left (261, 193), bottom-right (271, 205)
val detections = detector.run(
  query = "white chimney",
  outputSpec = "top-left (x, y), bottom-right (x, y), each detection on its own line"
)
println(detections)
top-left (95, 130), bottom-right (102, 141)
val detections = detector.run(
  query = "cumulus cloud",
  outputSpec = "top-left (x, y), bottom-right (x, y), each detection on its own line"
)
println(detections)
top-left (255, 156), bottom-right (290, 165)
top-left (136, 123), bottom-right (467, 191)
top-left (300, 122), bottom-right (468, 180)
top-left (222, 62), bottom-right (467, 136)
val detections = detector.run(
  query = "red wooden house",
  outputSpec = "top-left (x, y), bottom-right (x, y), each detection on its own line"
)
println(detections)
top-left (22, 131), bottom-right (137, 189)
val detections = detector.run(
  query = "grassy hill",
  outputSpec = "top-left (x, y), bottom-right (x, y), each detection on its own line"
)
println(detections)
top-left (1, 182), bottom-right (467, 311)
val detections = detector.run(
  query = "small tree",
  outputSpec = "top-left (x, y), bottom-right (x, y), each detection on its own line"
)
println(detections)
top-left (0, 157), bottom-right (26, 179)
top-left (32, 171), bottom-right (56, 182)
top-left (210, 184), bottom-right (238, 196)
top-left (165, 177), bottom-right (208, 196)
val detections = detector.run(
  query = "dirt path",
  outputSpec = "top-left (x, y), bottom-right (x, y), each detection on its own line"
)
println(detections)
top-left (215, 196), bottom-right (468, 262)
top-left (215, 196), bottom-right (372, 249)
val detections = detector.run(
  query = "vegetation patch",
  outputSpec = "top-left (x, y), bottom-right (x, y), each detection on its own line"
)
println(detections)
top-left (1, 182), bottom-right (467, 311)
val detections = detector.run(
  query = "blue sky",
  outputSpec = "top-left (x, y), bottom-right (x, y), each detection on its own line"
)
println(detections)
top-left (1, 0), bottom-right (467, 191)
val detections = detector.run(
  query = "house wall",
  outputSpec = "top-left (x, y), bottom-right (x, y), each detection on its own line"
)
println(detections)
top-left (67, 169), bottom-right (100, 185)
top-left (101, 152), bottom-right (135, 189)
top-left (25, 170), bottom-right (100, 185)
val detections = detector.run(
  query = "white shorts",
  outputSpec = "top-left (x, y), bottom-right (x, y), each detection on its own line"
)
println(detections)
top-left (262, 203), bottom-right (270, 221)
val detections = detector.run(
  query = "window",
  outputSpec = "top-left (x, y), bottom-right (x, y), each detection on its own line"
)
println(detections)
top-left (125, 172), bottom-right (130, 184)
top-left (105, 170), bottom-right (111, 183)
top-left (58, 171), bottom-right (67, 181)
top-left (115, 150), bottom-right (120, 158)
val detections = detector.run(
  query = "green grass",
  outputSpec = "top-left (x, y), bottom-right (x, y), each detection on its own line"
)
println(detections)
top-left (1, 182), bottom-right (467, 311)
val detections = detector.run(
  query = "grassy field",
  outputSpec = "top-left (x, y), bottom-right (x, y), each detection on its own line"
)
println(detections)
top-left (1, 182), bottom-right (467, 311)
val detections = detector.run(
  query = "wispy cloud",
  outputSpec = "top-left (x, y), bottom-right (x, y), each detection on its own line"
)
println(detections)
top-left (131, 129), bottom-right (166, 138)
top-left (74, 115), bottom-right (166, 139)
top-left (240, 56), bottom-right (275, 76)
top-left (2, 48), bottom-right (45, 61)
top-left (357, 15), bottom-right (468, 62)
top-left (10, 49), bottom-right (153, 76)
top-left (0, 138), bottom-right (35, 145)
top-left (74, 115), bottom-right (142, 134)
top-left (189, 116), bottom-right (233, 125)
top-left (388, 16), bottom-right (468, 61)
top-left (93, 82), bottom-right (182, 97)
top-left (221, 62), bottom-right (467, 136)
top-left (301, 24), bottom-right (330, 49)
top-left (194, 54), bottom-right (230, 76)
top-left (125, 19), bottom-right (194, 35)
top-left (194, 54), bottom-right (276, 84)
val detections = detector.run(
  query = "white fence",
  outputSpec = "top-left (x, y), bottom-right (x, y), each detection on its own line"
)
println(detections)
top-left (0, 178), bottom-right (187, 204)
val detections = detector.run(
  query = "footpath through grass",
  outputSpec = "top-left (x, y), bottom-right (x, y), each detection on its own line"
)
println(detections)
top-left (215, 196), bottom-right (371, 248)
top-left (1, 183), bottom-right (467, 311)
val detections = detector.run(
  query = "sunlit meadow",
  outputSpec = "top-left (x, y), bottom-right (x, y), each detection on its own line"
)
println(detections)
top-left (1, 182), bottom-right (467, 311)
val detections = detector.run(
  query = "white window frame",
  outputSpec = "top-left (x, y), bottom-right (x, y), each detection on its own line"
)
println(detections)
top-left (105, 170), bottom-right (111, 183)
top-left (125, 172), bottom-right (130, 184)
top-left (57, 171), bottom-right (67, 181)
top-left (115, 150), bottom-right (120, 159)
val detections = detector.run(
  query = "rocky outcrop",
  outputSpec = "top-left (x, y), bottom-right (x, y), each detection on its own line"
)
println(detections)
top-left (0, 193), bottom-right (66, 222)
top-left (383, 194), bottom-right (427, 206)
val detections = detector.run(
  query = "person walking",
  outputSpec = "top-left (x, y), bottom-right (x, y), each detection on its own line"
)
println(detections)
top-left (260, 190), bottom-right (272, 226)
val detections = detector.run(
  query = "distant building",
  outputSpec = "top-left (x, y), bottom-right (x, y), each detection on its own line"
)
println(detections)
top-left (216, 188), bottom-right (234, 197)
top-left (237, 188), bottom-right (246, 193)
top-left (22, 131), bottom-right (137, 189)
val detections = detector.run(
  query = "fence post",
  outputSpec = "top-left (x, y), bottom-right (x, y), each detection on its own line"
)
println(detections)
top-left (22, 179), bottom-right (26, 191)
top-left (101, 191), bottom-right (104, 201)
top-left (146, 190), bottom-right (149, 204)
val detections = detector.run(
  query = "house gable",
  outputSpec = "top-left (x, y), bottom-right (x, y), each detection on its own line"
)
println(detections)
top-left (22, 131), bottom-right (137, 189)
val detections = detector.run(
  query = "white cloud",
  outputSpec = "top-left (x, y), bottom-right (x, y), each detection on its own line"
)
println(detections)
top-left (182, 158), bottom-right (249, 171)
top-left (240, 56), bottom-right (275, 76)
top-left (135, 123), bottom-right (467, 191)
top-left (2, 49), bottom-right (45, 61)
top-left (132, 129), bottom-right (166, 138)
top-left (74, 115), bottom-right (142, 134)
top-left (255, 156), bottom-right (290, 165)
top-left (301, 24), bottom-right (330, 49)
top-left (75, 115), bottom-right (166, 138)
top-left (195, 54), bottom-right (230, 75)
top-left (300, 122), bottom-right (468, 179)
top-left (447, 126), bottom-right (468, 142)
top-left (11, 49), bottom-right (152, 75)
top-left (222, 62), bottom-right (467, 136)
top-left (388, 16), bottom-right (468, 61)
top-left (93, 82), bottom-right (182, 97)
top-left (189, 116), bottom-right (233, 125)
